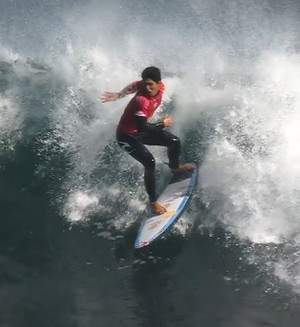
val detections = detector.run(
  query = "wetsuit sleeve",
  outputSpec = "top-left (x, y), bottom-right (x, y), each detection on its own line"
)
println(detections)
top-left (135, 115), bottom-right (164, 132)
top-left (119, 80), bottom-right (143, 98)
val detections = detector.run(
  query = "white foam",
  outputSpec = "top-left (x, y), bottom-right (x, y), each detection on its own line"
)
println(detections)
top-left (64, 190), bottom-right (99, 222)
top-left (0, 47), bottom-right (20, 63)
top-left (0, 95), bottom-right (22, 150)
top-left (3, 0), bottom-right (298, 294)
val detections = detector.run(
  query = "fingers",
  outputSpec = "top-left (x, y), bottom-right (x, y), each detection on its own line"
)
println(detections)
top-left (103, 92), bottom-right (115, 97)
top-left (100, 92), bottom-right (118, 103)
top-left (163, 116), bottom-right (173, 128)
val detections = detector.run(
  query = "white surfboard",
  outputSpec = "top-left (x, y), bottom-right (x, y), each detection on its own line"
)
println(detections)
top-left (135, 166), bottom-right (198, 249)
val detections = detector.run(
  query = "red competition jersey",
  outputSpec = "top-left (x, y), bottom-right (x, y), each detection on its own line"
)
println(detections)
top-left (117, 81), bottom-right (165, 135)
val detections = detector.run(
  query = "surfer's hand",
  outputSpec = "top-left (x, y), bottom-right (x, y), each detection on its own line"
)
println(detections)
top-left (100, 92), bottom-right (121, 103)
top-left (163, 115), bottom-right (173, 128)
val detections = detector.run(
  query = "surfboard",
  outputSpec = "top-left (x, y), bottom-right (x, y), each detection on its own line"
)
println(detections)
top-left (134, 164), bottom-right (198, 249)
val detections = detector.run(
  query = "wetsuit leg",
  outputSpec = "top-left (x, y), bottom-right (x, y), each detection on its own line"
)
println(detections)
top-left (138, 130), bottom-right (181, 169)
top-left (116, 133), bottom-right (157, 202)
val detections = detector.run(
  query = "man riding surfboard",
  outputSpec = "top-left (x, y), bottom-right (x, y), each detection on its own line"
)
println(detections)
top-left (101, 66), bottom-right (194, 215)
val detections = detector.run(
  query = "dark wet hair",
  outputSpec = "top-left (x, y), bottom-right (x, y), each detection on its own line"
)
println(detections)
top-left (141, 66), bottom-right (161, 83)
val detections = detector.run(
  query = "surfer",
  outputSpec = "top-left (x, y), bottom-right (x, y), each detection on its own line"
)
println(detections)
top-left (101, 66), bottom-right (194, 214)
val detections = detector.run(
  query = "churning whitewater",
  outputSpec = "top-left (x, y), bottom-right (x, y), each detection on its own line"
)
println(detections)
top-left (1, 1), bottom-right (300, 323)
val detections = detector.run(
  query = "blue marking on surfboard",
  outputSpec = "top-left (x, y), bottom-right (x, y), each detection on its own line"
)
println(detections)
top-left (134, 165), bottom-right (198, 249)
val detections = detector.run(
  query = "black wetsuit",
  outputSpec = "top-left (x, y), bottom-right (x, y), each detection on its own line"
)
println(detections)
top-left (116, 115), bottom-right (180, 202)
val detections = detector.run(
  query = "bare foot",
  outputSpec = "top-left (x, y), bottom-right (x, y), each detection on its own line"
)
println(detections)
top-left (150, 201), bottom-right (167, 215)
top-left (171, 163), bottom-right (195, 174)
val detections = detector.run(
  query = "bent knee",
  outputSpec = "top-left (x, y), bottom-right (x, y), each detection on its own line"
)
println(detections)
top-left (170, 136), bottom-right (180, 148)
top-left (143, 155), bottom-right (155, 170)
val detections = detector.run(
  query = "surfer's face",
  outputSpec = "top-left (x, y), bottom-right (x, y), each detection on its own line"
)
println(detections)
top-left (143, 78), bottom-right (160, 97)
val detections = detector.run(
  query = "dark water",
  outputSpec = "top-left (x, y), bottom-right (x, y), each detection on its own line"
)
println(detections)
top-left (1, 0), bottom-right (300, 326)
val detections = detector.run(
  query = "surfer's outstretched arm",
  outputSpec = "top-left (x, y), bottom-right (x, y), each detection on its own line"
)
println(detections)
top-left (101, 80), bottom-right (142, 103)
